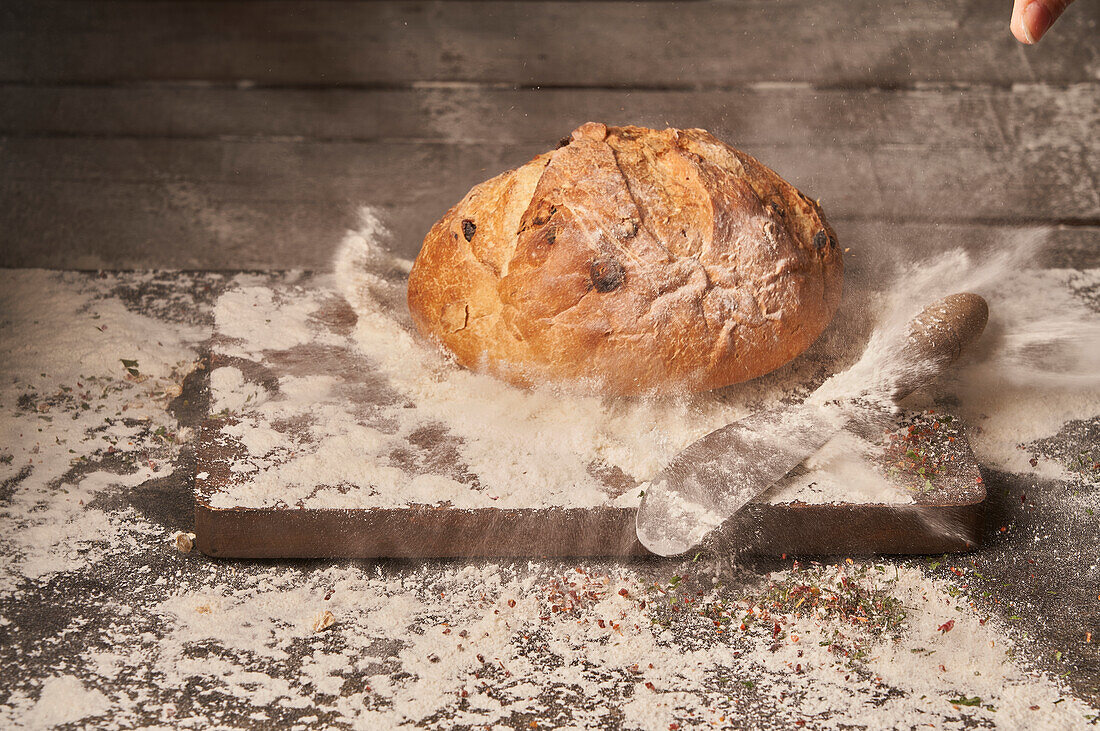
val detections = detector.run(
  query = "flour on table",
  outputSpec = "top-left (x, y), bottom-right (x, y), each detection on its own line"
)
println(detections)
top-left (817, 231), bottom-right (1100, 481)
top-left (6, 555), bottom-right (1092, 730)
top-left (207, 220), bottom-right (1098, 519)
top-left (1, 267), bottom-right (1096, 730)
top-left (19, 675), bottom-right (111, 728)
top-left (0, 271), bottom-right (204, 594)
top-left (764, 430), bottom-right (912, 505)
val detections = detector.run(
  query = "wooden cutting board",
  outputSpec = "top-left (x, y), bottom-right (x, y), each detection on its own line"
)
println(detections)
top-left (194, 279), bottom-right (986, 559)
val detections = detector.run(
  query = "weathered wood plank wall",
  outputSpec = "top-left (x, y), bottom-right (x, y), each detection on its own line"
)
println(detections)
top-left (4, 1), bottom-right (1098, 85)
top-left (0, 0), bottom-right (1096, 269)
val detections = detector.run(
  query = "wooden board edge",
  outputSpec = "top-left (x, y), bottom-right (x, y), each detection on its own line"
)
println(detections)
top-left (194, 414), bottom-right (987, 559)
top-left (194, 498), bottom-right (986, 559)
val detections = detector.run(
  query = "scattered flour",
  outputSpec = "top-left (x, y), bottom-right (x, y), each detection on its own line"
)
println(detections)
top-left (205, 212), bottom-right (916, 510)
top-left (207, 219), bottom-right (1097, 516)
top-left (1, 268), bottom-right (1095, 730)
top-left (817, 231), bottom-right (1100, 480)
top-left (766, 430), bottom-right (913, 506)
top-left (212, 284), bottom-right (344, 361)
top-left (5, 557), bottom-right (1092, 729)
top-left (209, 365), bottom-right (268, 414)
top-left (0, 271), bottom-right (204, 594)
top-left (20, 675), bottom-right (111, 728)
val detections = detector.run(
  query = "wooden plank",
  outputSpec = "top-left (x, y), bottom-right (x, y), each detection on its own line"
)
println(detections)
top-left (3, 84), bottom-right (1097, 153)
top-left (195, 485), bottom-right (986, 558)
top-left (1, 137), bottom-right (1096, 267)
top-left (0, 138), bottom-right (1095, 267)
top-left (1, 183), bottom-right (1094, 271)
top-left (2, 1), bottom-right (1097, 86)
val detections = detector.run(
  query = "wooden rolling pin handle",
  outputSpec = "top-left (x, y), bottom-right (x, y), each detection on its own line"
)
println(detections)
top-left (886, 292), bottom-right (989, 402)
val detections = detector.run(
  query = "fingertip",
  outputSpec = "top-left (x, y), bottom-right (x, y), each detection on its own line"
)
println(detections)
top-left (1022, 1), bottom-right (1054, 43)
top-left (1009, 0), bottom-right (1034, 44)
top-left (1010, 17), bottom-right (1034, 44)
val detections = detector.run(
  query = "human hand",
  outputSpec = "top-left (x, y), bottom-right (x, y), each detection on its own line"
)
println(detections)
top-left (1010, 0), bottom-right (1077, 44)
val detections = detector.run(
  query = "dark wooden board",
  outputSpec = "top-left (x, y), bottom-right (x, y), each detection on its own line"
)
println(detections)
top-left (3, 1), bottom-right (1097, 86)
top-left (195, 404), bottom-right (987, 559)
top-left (194, 458), bottom-right (986, 559)
top-left (193, 279), bottom-right (986, 559)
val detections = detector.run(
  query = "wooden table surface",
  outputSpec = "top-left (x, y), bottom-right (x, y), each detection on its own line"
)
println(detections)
top-left (1, 2), bottom-right (1097, 728)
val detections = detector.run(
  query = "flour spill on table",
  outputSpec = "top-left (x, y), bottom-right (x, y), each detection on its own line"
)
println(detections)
top-left (4, 553), bottom-right (1097, 729)
top-left (1, 268), bottom-right (1097, 729)
top-left (0, 271), bottom-right (205, 594)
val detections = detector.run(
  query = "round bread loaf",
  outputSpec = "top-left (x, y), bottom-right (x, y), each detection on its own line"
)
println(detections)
top-left (407, 122), bottom-right (843, 395)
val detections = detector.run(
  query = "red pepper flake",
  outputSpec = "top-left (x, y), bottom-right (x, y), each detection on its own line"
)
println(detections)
top-left (1030, 705), bottom-right (1040, 711)
top-left (618, 588), bottom-right (629, 597)
top-left (1029, 457), bottom-right (1039, 467)
top-left (508, 599), bottom-right (516, 608)
top-left (645, 681), bottom-right (656, 691)
top-left (1021, 493), bottom-right (1027, 503)
top-left (773, 622), bottom-right (781, 638)
top-left (597, 619), bottom-right (606, 628)
top-left (476, 654), bottom-right (485, 663)
top-left (975, 476), bottom-right (983, 484)
top-left (669, 724), bottom-right (680, 730)
top-left (938, 620), bottom-right (955, 634)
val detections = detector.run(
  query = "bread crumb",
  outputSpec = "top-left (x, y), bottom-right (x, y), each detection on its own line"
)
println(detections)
top-left (312, 610), bottom-right (336, 633)
top-left (172, 532), bottom-right (196, 553)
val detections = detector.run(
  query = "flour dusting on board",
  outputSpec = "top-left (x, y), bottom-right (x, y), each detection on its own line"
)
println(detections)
top-left (872, 231), bottom-right (1099, 478)
top-left (804, 228), bottom-right (1099, 484)
top-left (206, 209), bottom-right (904, 511)
top-left (205, 214), bottom-right (1097, 513)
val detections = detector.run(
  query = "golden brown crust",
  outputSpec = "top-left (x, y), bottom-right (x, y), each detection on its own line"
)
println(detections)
top-left (406, 123), bottom-right (843, 395)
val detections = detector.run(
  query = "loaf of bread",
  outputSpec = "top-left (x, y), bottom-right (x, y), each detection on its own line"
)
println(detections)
top-left (407, 122), bottom-right (842, 395)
